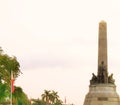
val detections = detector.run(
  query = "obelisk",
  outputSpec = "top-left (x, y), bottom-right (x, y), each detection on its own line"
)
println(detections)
top-left (97, 21), bottom-right (108, 83)
top-left (83, 21), bottom-right (120, 105)
top-left (98, 21), bottom-right (107, 67)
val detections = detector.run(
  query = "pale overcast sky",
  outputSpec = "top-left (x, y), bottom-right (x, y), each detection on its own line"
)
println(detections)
top-left (1, 0), bottom-right (120, 105)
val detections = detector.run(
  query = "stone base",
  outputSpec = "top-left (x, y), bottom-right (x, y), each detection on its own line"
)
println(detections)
top-left (83, 84), bottom-right (120, 105)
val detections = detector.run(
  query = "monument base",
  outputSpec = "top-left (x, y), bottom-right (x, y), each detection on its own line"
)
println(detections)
top-left (83, 84), bottom-right (120, 105)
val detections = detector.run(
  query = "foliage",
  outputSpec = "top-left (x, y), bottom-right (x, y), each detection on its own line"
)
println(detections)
top-left (0, 47), bottom-right (63, 105)
top-left (0, 47), bottom-right (21, 84)
top-left (32, 90), bottom-right (62, 105)
top-left (0, 47), bottom-right (21, 104)
top-left (32, 98), bottom-right (46, 105)
top-left (0, 82), bottom-right (9, 103)
top-left (41, 90), bottom-right (63, 105)
top-left (12, 86), bottom-right (30, 105)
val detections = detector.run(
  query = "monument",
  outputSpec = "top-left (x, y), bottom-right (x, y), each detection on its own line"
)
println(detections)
top-left (83, 21), bottom-right (120, 105)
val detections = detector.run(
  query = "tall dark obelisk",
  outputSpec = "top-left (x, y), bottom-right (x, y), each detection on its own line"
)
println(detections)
top-left (83, 21), bottom-right (120, 105)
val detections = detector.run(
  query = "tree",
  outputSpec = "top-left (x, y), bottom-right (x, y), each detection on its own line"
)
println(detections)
top-left (0, 47), bottom-right (21, 104)
top-left (41, 90), bottom-right (63, 105)
top-left (50, 90), bottom-right (59, 104)
top-left (53, 100), bottom-right (62, 105)
top-left (12, 86), bottom-right (30, 105)
top-left (41, 90), bottom-right (51, 105)
top-left (0, 47), bottom-right (21, 84)
top-left (32, 98), bottom-right (46, 105)
top-left (0, 82), bottom-right (9, 104)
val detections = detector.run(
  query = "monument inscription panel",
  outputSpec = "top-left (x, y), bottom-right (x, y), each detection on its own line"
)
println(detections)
top-left (98, 97), bottom-right (108, 101)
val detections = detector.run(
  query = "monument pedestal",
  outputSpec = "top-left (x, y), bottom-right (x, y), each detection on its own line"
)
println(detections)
top-left (83, 84), bottom-right (120, 105)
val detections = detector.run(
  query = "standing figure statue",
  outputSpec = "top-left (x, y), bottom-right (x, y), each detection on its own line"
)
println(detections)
top-left (98, 61), bottom-right (108, 83)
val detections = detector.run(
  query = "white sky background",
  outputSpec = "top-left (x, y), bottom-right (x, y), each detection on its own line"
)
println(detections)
top-left (1, 0), bottom-right (120, 105)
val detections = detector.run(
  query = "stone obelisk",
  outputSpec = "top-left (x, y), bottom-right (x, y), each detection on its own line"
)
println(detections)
top-left (98, 21), bottom-right (107, 67)
top-left (97, 21), bottom-right (108, 83)
top-left (83, 21), bottom-right (120, 105)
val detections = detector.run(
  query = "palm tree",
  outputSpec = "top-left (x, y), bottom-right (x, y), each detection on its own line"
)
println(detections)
top-left (41, 90), bottom-right (62, 105)
top-left (50, 90), bottom-right (59, 104)
top-left (41, 90), bottom-right (51, 105)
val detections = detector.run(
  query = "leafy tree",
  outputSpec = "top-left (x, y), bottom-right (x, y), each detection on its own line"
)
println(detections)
top-left (53, 100), bottom-right (62, 105)
top-left (32, 98), bottom-right (46, 105)
top-left (12, 86), bottom-right (30, 105)
top-left (0, 47), bottom-right (21, 84)
top-left (0, 47), bottom-right (21, 104)
top-left (0, 82), bottom-right (9, 104)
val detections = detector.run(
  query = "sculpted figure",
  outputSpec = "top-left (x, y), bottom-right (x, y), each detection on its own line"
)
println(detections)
top-left (90, 73), bottom-right (98, 84)
top-left (98, 61), bottom-right (108, 83)
top-left (108, 73), bottom-right (115, 84)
